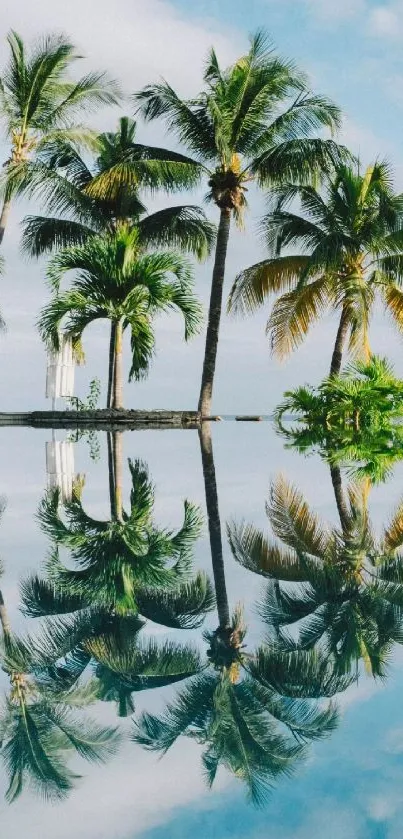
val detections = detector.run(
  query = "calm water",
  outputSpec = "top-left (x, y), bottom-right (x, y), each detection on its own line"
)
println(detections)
top-left (0, 422), bottom-right (402, 838)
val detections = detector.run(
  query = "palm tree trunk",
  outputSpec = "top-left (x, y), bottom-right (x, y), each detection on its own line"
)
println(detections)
top-left (0, 590), bottom-right (11, 637)
top-left (198, 422), bottom-right (230, 628)
top-left (107, 323), bottom-right (116, 409)
top-left (113, 431), bottom-right (123, 522)
top-left (198, 208), bottom-right (231, 417)
top-left (0, 198), bottom-right (11, 246)
top-left (107, 431), bottom-right (116, 519)
top-left (330, 304), bottom-right (349, 376)
top-left (330, 464), bottom-right (350, 534)
top-left (113, 320), bottom-right (123, 409)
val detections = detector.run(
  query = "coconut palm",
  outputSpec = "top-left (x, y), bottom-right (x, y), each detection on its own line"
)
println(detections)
top-left (15, 609), bottom-right (204, 720)
top-left (133, 424), bottom-right (350, 805)
top-left (0, 30), bottom-right (119, 244)
top-left (21, 116), bottom-right (216, 261)
top-left (91, 30), bottom-right (344, 415)
top-left (38, 227), bottom-right (203, 408)
top-left (229, 161), bottom-right (403, 376)
top-left (0, 571), bottom-right (120, 800)
top-left (228, 473), bottom-right (403, 676)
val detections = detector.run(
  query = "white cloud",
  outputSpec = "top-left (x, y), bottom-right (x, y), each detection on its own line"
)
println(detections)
top-left (0, 0), bottom-right (241, 103)
top-left (368, 4), bottom-right (403, 38)
top-left (367, 793), bottom-right (400, 821)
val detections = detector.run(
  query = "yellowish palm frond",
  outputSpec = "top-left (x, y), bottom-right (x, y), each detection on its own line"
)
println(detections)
top-left (228, 255), bottom-right (311, 316)
top-left (384, 285), bottom-right (403, 332)
top-left (227, 520), bottom-right (308, 581)
top-left (267, 276), bottom-right (329, 359)
top-left (383, 501), bottom-right (403, 552)
top-left (347, 317), bottom-right (371, 360)
top-left (359, 637), bottom-right (374, 676)
top-left (268, 475), bottom-right (331, 557)
top-left (358, 165), bottom-right (375, 206)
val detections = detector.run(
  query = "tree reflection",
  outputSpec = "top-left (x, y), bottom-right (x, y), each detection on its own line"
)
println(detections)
top-left (133, 424), bottom-right (350, 805)
top-left (0, 498), bottom-right (120, 803)
top-left (229, 469), bottom-right (403, 677)
top-left (20, 433), bottom-right (213, 718)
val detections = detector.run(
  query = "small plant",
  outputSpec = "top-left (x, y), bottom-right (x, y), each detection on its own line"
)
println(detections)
top-left (66, 378), bottom-right (101, 412)
top-left (66, 379), bottom-right (102, 462)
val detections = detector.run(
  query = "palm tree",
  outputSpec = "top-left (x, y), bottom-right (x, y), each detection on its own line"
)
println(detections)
top-left (92, 30), bottom-right (344, 415)
top-left (229, 161), bottom-right (403, 376)
top-left (38, 227), bottom-right (203, 409)
top-left (228, 473), bottom-right (403, 676)
top-left (0, 30), bottom-right (119, 244)
top-left (22, 117), bottom-right (215, 407)
top-left (19, 448), bottom-right (213, 717)
top-left (133, 424), bottom-right (350, 804)
top-left (31, 455), bottom-right (209, 616)
top-left (21, 116), bottom-right (216, 261)
top-left (0, 548), bottom-right (119, 800)
top-left (0, 643), bottom-right (121, 802)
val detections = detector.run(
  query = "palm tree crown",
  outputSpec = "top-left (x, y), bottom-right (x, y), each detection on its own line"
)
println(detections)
top-left (21, 116), bottom-right (216, 261)
top-left (229, 161), bottom-right (403, 376)
top-left (38, 226), bottom-right (203, 408)
top-left (0, 30), bottom-right (119, 243)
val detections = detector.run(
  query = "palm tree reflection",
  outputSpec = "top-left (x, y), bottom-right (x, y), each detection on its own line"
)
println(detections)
top-left (229, 469), bottom-right (403, 677)
top-left (133, 425), bottom-right (350, 805)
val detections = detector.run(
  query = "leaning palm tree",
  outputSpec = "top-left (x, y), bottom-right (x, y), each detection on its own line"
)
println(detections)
top-left (229, 161), bottom-right (403, 376)
top-left (91, 30), bottom-right (344, 415)
top-left (228, 473), bottom-right (403, 676)
top-left (133, 424), bottom-right (350, 805)
top-left (0, 30), bottom-right (119, 244)
top-left (38, 227), bottom-right (203, 408)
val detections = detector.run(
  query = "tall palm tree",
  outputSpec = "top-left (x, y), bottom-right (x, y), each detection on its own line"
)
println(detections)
top-left (38, 227), bottom-right (203, 408)
top-left (229, 162), bottom-right (403, 376)
top-left (91, 30), bottom-right (344, 415)
top-left (22, 117), bottom-right (215, 407)
top-left (228, 473), bottom-right (403, 676)
top-left (133, 424), bottom-right (350, 804)
top-left (0, 30), bottom-right (119, 244)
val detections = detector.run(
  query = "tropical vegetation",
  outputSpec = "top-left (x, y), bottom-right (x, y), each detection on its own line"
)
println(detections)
top-left (228, 473), bottom-right (403, 676)
top-left (229, 162), bottom-right (403, 378)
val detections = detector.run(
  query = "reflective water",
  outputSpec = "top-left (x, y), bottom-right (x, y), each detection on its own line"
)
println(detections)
top-left (1, 423), bottom-right (403, 838)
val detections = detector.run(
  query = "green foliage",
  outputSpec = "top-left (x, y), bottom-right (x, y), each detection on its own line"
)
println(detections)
top-left (228, 474), bottom-right (403, 677)
top-left (228, 162), bottom-right (403, 373)
top-left (275, 356), bottom-right (403, 482)
top-left (66, 379), bottom-right (102, 461)
top-left (0, 30), bottom-right (119, 203)
top-left (38, 226), bottom-right (203, 386)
